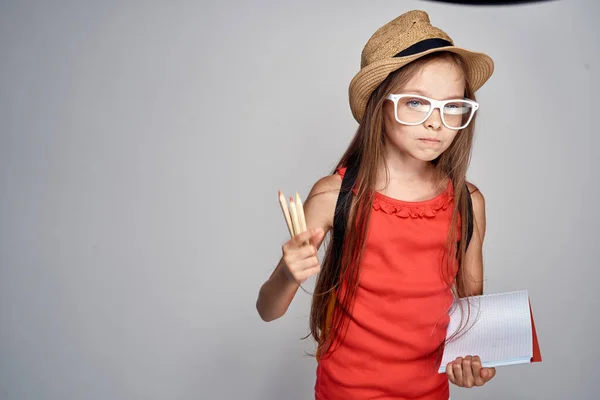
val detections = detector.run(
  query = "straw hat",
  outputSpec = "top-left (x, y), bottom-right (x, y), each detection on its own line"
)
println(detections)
top-left (348, 10), bottom-right (494, 123)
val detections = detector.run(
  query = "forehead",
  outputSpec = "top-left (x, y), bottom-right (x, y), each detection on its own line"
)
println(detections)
top-left (398, 59), bottom-right (465, 98)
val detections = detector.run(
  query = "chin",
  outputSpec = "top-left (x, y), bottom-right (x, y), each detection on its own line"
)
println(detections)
top-left (412, 151), bottom-right (441, 163)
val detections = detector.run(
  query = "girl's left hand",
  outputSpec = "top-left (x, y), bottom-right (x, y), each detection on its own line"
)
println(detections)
top-left (446, 355), bottom-right (496, 388)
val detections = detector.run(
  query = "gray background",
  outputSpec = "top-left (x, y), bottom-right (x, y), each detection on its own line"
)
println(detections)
top-left (0, 1), bottom-right (597, 399)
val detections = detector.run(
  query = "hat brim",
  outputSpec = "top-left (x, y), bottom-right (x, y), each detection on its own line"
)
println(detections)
top-left (348, 46), bottom-right (494, 123)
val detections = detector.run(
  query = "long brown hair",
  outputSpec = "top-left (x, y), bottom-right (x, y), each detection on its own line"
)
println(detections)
top-left (309, 51), bottom-right (478, 359)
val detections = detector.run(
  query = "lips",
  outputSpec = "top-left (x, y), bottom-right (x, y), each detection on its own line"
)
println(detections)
top-left (418, 138), bottom-right (441, 143)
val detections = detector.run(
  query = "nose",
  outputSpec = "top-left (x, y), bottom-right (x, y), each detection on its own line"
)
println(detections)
top-left (424, 108), bottom-right (442, 130)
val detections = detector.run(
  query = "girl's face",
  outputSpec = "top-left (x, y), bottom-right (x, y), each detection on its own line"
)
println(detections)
top-left (382, 58), bottom-right (467, 162)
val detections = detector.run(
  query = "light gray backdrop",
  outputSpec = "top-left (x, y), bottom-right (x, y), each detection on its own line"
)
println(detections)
top-left (1, 1), bottom-right (597, 399)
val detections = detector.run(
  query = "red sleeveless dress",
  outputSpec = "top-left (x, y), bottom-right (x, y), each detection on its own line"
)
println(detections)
top-left (314, 167), bottom-right (458, 400)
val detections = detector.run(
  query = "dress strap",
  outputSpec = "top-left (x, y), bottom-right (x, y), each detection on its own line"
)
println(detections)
top-left (465, 185), bottom-right (473, 249)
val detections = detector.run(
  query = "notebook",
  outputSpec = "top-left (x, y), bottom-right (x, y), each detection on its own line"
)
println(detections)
top-left (437, 290), bottom-right (542, 373)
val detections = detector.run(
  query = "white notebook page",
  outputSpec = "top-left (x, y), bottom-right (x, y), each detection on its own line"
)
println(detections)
top-left (438, 290), bottom-right (533, 373)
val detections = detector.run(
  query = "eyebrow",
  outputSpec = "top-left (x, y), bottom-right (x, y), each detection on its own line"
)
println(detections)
top-left (400, 88), bottom-right (464, 100)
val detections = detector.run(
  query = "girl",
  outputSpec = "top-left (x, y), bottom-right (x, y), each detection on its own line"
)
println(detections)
top-left (257, 10), bottom-right (497, 400)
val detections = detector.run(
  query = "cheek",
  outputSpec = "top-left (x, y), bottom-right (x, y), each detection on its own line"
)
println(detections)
top-left (441, 131), bottom-right (460, 149)
top-left (384, 124), bottom-right (415, 149)
top-left (383, 106), bottom-right (397, 133)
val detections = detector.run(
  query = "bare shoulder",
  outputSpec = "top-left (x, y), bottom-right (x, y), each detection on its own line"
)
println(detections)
top-left (311, 173), bottom-right (342, 195)
top-left (467, 181), bottom-right (486, 235)
top-left (303, 173), bottom-right (342, 233)
top-left (467, 182), bottom-right (485, 211)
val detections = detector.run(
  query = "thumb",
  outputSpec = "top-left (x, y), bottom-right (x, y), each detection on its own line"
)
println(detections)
top-left (310, 227), bottom-right (326, 246)
top-left (482, 367), bottom-right (495, 381)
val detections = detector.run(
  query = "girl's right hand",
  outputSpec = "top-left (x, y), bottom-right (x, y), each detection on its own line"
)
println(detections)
top-left (282, 228), bottom-right (326, 284)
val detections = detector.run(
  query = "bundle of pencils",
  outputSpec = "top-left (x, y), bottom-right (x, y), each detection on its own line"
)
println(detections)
top-left (278, 190), bottom-right (307, 239)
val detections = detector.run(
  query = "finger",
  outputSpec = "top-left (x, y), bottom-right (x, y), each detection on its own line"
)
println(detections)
top-left (462, 356), bottom-right (474, 388)
top-left (282, 245), bottom-right (314, 266)
top-left (446, 362), bottom-right (456, 385)
top-left (286, 259), bottom-right (320, 283)
top-left (295, 257), bottom-right (320, 271)
top-left (297, 264), bottom-right (321, 281)
top-left (472, 356), bottom-right (485, 386)
top-left (287, 229), bottom-right (315, 247)
top-left (452, 358), bottom-right (463, 387)
top-left (295, 228), bottom-right (315, 245)
top-left (293, 244), bottom-right (317, 261)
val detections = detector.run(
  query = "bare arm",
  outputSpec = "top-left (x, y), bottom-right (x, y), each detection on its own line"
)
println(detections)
top-left (256, 174), bottom-right (340, 322)
top-left (447, 184), bottom-right (498, 386)
top-left (457, 183), bottom-right (486, 297)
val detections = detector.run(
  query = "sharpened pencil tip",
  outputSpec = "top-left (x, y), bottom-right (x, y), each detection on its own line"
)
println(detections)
top-left (290, 197), bottom-right (294, 202)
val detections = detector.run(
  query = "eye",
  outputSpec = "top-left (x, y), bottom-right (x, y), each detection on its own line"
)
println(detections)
top-left (406, 100), bottom-right (423, 108)
top-left (445, 102), bottom-right (462, 109)
top-left (444, 101), bottom-right (471, 115)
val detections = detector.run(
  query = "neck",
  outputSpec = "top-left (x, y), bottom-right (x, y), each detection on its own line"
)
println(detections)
top-left (380, 146), bottom-right (436, 184)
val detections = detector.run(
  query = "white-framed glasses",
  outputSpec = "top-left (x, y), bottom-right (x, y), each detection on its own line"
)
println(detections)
top-left (385, 94), bottom-right (479, 130)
